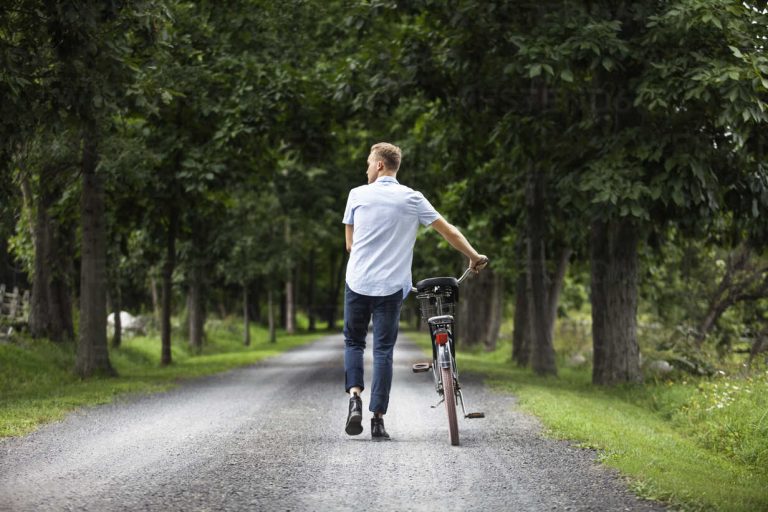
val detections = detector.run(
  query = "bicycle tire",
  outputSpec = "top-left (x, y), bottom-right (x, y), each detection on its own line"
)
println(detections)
top-left (441, 366), bottom-right (460, 446)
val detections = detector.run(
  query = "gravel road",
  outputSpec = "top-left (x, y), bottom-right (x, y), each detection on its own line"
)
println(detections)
top-left (0, 334), bottom-right (664, 511)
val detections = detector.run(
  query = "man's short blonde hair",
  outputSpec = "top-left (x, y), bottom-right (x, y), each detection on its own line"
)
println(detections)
top-left (370, 142), bottom-right (402, 172)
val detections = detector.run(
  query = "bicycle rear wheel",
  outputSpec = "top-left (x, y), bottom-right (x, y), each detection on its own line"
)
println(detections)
top-left (441, 366), bottom-right (459, 446)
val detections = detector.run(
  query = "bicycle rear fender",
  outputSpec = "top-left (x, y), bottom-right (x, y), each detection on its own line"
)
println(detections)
top-left (427, 314), bottom-right (454, 325)
top-left (437, 344), bottom-right (452, 369)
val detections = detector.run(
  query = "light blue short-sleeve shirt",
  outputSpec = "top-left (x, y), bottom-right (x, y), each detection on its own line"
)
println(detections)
top-left (343, 176), bottom-right (441, 298)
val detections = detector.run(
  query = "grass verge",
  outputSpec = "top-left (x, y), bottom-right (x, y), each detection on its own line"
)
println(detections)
top-left (407, 332), bottom-right (768, 512)
top-left (0, 320), bottom-right (323, 438)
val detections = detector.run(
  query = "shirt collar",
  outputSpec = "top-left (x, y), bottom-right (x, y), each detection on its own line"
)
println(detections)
top-left (375, 176), bottom-right (399, 184)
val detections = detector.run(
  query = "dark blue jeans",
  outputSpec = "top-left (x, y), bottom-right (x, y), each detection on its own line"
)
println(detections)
top-left (343, 284), bottom-right (403, 415)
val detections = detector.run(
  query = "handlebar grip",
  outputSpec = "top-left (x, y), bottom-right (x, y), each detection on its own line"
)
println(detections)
top-left (473, 256), bottom-right (489, 269)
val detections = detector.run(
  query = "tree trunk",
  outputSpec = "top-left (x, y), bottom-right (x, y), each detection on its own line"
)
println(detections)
top-left (412, 303), bottom-right (422, 330)
top-left (0, 236), bottom-right (14, 287)
top-left (696, 272), bottom-right (768, 345)
top-left (326, 251), bottom-right (337, 329)
top-left (693, 249), bottom-right (741, 345)
top-left (52, 250), bottom-right (75, 341)
top-left (243, 283), bottom-right (251, 346)
top-left (251, 279), bottom-right (261, 324)
top-left (457, 268), bottom-right (503, 349)
top-left (283, 220), bottom-right (295, 334)
top-left (527, 167), bottom-right (557, 376)
top-left (45, 216), bottom-right (75, 342)
top-left (150, 275), bottom-right (160, 327)
top-left (693, 245), bottom-right (767, 346)
top-left (696, 302), bottom-right (729, 345)
top-left (486, 271), bottom-right (504, 351)
top-left (218, 300), bottom-right (228, 319)
top-left (284, 278), bottom-right (294, 334)
top-left (546, 247), bottom-right (573, 343)
top-left (307, 249), bottom-right (316, 331)
top-left (111, 289), bottom-right (122, 348)
top-left (28, 183), bottom-right (52, 340)
top-left (160, 206), bottom-right (177, 366)
top-left (268, 287), bottom-right (276, 343)
top-left (590, 219), bottom-right (641, 385)
top-left (327, 248), bottom-right (346, 330)
top-left (512, 270), bottom-right (532, 366)
top-left (457, 270), bottom-right (489, 347)
top-left (76, 126), bottom-right (114, 378)
top-left (182, 293), bottom-right (191, 339)
top-left (22, 167), bottom-right (74, 342)
top-left (188, 266), bottom-right (204, 354)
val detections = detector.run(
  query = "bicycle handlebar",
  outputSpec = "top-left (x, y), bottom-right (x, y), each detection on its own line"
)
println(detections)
top-left (411, 257), bottom-right (489, 293)
top-left (456, 266), bottom-right (474, 285)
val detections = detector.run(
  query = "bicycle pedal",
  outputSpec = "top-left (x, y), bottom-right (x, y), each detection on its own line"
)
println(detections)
top-left (412, 362), bottom-right (432, 373)
top-left (465, 412), bottom-right (485, 419)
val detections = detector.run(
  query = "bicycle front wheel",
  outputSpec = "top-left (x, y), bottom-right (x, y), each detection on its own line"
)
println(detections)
top-left (441, 366), bottom-right (459, 446)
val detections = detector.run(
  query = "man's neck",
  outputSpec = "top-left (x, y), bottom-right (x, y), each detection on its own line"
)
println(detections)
top-left (377, 171), bottom-right (397, 179)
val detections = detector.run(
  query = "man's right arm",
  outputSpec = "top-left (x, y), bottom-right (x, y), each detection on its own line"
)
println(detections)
top-left (430, 217), bottom-right (488, 271)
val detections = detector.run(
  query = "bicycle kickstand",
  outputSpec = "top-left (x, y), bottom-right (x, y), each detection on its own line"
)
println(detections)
top-left (430, 396), bottom-right (445, 409)
top-left (458, 388), bottom-right (485, 419)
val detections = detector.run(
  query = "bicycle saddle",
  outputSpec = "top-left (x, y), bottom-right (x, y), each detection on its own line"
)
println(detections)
top-left (415, 277), bottom-right (458, 291)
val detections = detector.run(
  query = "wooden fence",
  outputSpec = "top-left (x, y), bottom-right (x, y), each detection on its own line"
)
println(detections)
top-left (0, 284), bottom-right (30, 341)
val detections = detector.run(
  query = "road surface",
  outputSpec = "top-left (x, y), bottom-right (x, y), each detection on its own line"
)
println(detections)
top-left (0, 334), bottom-right (664, 511)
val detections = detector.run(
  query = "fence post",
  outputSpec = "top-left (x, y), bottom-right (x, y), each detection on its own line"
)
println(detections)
top-left (21, 290), bottom-right (30, 320)
top-left (8, 287), bottom-right (19, 319)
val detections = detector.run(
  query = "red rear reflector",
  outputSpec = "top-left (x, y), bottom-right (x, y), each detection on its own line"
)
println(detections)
top-left (435, 332), bottom-right (449, 345)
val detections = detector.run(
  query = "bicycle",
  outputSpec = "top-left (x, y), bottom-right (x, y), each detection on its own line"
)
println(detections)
top-left (411, 261), bottom-right (488, 446)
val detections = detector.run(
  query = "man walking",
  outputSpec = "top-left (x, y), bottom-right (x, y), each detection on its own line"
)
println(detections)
top-left (342, 142), bottom-right (488, 439)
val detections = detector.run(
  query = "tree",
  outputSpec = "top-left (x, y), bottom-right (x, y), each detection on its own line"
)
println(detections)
top-left (43, 0), bottom-right (167, 376)
top-left (217, 188), bottom-right (285, 345)
top-left (551, 1), bottom-right (768, 383)
top-left (15, 133), bottom-right (78, 343)
top-left (451, 0), bottom-right (768, 384)
top-left (2, 4), bottom-right (77, 343)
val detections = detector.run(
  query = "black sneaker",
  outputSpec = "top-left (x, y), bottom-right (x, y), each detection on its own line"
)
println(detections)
top-left (371, 417), bottom-right (390, 440)
top-left (345, 394), bottom-right (363, 436)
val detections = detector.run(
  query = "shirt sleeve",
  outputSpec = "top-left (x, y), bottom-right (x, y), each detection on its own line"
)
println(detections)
top-left (342, 190), bottom-right (355, 225)
top-left (415, 192), bottom-right (441, 226)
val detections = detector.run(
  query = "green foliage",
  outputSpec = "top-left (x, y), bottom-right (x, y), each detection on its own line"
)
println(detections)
top-left (0, 0), bottom-right (765, 389)
top-left (7, 199), bottom-right (34, 278)
top-left (215, 188), bottom-right (286, 286)
top-left (558, 264), bottom-right (591, 317)
top-left (9, 127), bottom-right (82, 277)
top-left (639, 230), bottom-right (767, 357)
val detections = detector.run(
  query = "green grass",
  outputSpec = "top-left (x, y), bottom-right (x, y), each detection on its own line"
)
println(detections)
top-left (407, 332), bottom-right (768, 512)
top-left (0, 320), bottom-right (322, 438)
